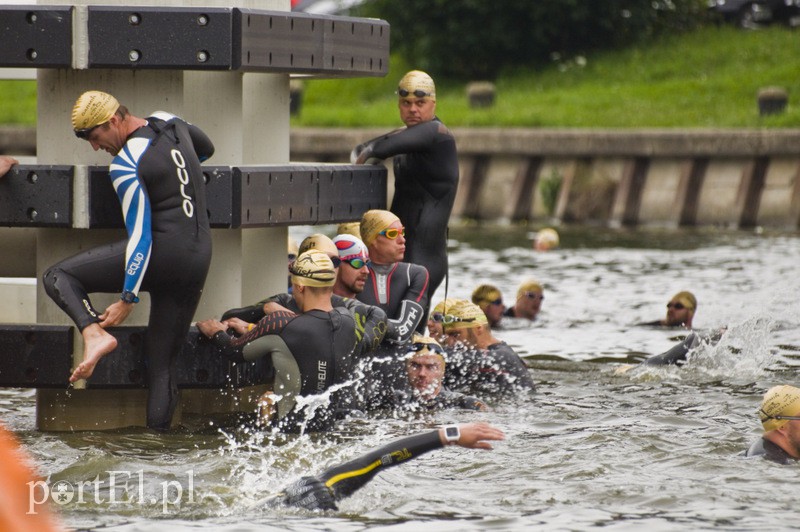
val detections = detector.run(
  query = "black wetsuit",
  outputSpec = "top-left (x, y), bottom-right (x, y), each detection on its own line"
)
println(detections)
top-left (745, 437), bottom-right (796, 464)
top-left (211, 307), bottom-right (386, 432)
top-left (354, 261), bottom-right (430, 408)
top-left (354, 118), bottom-right (459, 304)
top-left (391, 387), bottom-right (485, 412)
top-left (43, 113), bottom-right (213, 430)
top-left (445, 342), bottom-right (535, 397)
top-left (281, 429), bottom-right (447, 511)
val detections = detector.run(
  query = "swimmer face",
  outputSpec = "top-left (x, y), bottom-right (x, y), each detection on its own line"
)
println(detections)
top-left (337, 258), bottom-right (369, 295)
top-left (398, 96), bottom-right (436, 127)
top-left (665, 300), bottom-right (693, 327)
top-left (444, 327), bottom-right (477, 348)
top-left (83, 116), bottom-right (125, 156)
top-left (370, 220), bottom-right (406, 264)
top-left (482, 299), bottom-right (505, 327)
top-left (427, 315), bottom-right (445, 341)
top-left (516, 291), bottom-right (543, 321)
top-left (784, 419), bottom-right (800, 457)
top-left (406, 353), bottom-right (444, 399)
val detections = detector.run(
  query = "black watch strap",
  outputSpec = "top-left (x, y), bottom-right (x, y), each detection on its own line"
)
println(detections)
top-left (121, 291), bottom-right (140, 304)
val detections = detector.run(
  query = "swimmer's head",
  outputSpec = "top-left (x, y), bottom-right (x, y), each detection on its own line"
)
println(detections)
top-left (516, 280), bottom-right (543, 301)
top-left (534, 228), bottom-right (560, 251)
top-left (289, 250), bottom-right (336, 287)
top-left (72, 90), bottom-right (120, 134)
top-left (360, 209), bottom-right (401, 247)
top-left (759, 385), bottom-right (800, 432)
top-left (405, 334), bottom-right (446, 362)
top-left (441, 299), bottom-right (488, 331)
top-left (332, 234), bottom-right (369, 262)
top-left (298, 233), bottom-right (338, 259)
top-left (669, 291), bottom-right (697, 311)
top-left (337, 221), bottom-right (362, 240)
top-left (471, 284), bottom-right (503, 311)
top-left (397, 70), bottom-right (436, 102)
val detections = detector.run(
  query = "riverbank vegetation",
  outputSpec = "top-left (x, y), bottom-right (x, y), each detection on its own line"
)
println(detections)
top-left (1, 25), bottom-right (798, 128)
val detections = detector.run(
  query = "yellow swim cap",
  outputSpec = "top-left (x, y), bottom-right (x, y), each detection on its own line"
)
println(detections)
top-left (360, 209), bottom-right (400, 247)
top-left (517, 280), bottom-right (543, 301)
top-left (433, 298), bottom-right (459, 315)
top-left (760, 385), bottom-right (800, 432)
top-left (406, 334), bottom-right (446, 362)
top-left (670, 291), bottom-right (697, 311)
top-left (471, 284), bottom-right (502, 310)
top-left (534, 228), bottom-right (560, 251)
top-left (290, 250), bottom-right (336, 287)
top-left (72, 90), bottom-right (120, 131)
top-left (398, 70), bottom-right (436, 101)
top-left (442, 299), bottom-right (487, 331)
top-left (337, 221), bottom-right (362, 240)
top-left (298, 233), bottom-right (338, 258)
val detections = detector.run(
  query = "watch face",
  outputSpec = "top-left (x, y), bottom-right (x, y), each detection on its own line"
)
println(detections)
top-left (445, 426), bottom-right (459, 439)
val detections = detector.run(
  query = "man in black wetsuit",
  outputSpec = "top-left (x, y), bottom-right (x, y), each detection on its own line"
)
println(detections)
top-left (198, 250), bottom-right (386, 432)
top-left (356, 209), bottom-right (430, 407)
top-left (42, 91), bottom-right (214, 430)
top-left (351, 70), bottom-right (458, 304)
top-left (442, 299), bottom-right (535, 397)
top-left (280, 422), bottom-right (504, 511)
top-left (638, 291), bottom-right (697, 329)
top-left (392, 335), bottom-right (486, 412)
top-left (504, 280), bottom-right (545, 322)
top-left (745, 385), bottom-right (800, 464)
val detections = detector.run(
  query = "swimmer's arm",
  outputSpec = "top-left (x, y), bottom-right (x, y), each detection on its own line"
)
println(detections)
top-left (319, 423), bottom-right (504, 500)
top-left (357, 121), bottom-right (439, 162)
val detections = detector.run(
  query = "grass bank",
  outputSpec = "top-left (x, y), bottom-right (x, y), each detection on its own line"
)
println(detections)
top-left (1, 25), bottom-right (798, 128)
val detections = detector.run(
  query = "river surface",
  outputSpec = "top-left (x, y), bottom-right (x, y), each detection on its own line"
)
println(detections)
top-left (2, 225), bottom-right (799, 531)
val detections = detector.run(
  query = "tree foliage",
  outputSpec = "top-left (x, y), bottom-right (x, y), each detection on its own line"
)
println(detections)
top-left (359, 0), bottom-right (709, 80)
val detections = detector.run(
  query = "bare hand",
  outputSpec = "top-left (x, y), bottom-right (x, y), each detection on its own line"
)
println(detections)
top-left (441, 422), bottom-right (505, 450)
top-left (196, 318), bottom-right (227, 338)
top-left (98, 300), bottom-right (135, 328)
top-left (222, 317), bottom-right (251, 335)
top-left (0, 156), bottom-right (19, 178)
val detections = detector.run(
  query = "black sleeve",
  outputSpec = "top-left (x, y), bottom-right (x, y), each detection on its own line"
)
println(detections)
top-left (365, 121), bottom-right (440, 160)
top-left (644, 332), bottom-right (699, 366)
top-left (318, 430), bottom-right (443, 500)
top-left (187, 122), bottom-right (215, 162)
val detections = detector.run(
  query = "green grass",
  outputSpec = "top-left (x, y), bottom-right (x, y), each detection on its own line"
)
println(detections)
top-left (2, 25), bottom-right (799, 127)
top-left (292, 25), bottom-right (800, 128)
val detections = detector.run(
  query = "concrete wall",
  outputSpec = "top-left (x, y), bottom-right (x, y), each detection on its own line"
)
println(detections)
top-left (6, 126), bottom-right (800, 228)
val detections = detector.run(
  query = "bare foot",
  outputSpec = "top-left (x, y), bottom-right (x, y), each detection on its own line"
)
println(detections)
top-left (70, 327), bottom-right (118, 383)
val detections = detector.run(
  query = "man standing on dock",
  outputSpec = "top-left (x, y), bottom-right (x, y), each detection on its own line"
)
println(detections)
top-left (351, 70), bottom-right (458, 305)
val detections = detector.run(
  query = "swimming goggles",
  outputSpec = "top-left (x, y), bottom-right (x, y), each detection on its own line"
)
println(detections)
top-left (429, 312), bottom-right (476, 325)
top-left (760, 410), bottom-right (800, 421)
top-left (523, 292), bottom-right (544, 301)
top-left (329, 256), bottom-right (342, 268)
top-left (397, 88), bottom-right (432, 98)
top-left (74, 123), bottom-right (105, 139)
top-left (379, 227), bottom-right (405, 239)
top-left (343, 257), bottom-right (370, 269)
top-left (487, 298), bottom-right (503, 306)
top-left (407, 342), bottom-right (445, 355)
top-left (667, 302), bottom-right (685, 310)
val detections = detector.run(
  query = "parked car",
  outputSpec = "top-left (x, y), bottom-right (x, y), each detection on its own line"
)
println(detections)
top-left (708, 0), bottom-right (800, 28)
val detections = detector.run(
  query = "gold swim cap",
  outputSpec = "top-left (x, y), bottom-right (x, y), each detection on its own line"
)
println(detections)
top-left (406, 334), bottom-right (446, 362)
top-left (360, 209), bottom-right (400, 247)
top-left (534, 228), bottom-right (560, 251)
top-left (337, 221), bottom-right (362, 240)
top-left (72, 90), bottom-right (120, 131)
top-left (670, 291), bottom-right (697, 311)
top-left (433, 298), bottom-right (459, 315)
top-left (517, 280), bottom-right (543, 301)
top-left (442, 299), bottom-right (487, 331)
top-left (290, 250), bottom-right (336, 287)
top-left (759, 385), bottom-right (800, 432)
top-left (471, 284), bottom-right (502, 310)
top-left (298, 233), bottom-right (338, 258)
top-left (398, 70), bottom-right (436, 101)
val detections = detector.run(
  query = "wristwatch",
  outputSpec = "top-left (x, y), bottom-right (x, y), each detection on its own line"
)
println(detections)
top-left (120, 290), bottom-right (140, 304)
top-left (443, 425), bottom-right (460, 444)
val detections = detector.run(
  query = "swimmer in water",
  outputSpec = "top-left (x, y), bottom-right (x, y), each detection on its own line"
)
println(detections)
top-left (471, 284), bottom-right (506, 329)
top-left (746, 385), bottom-right (800, 464)
top-left (275, 422), bottom-right (504, 511)
top-left (638, 291), bottom-right (697, 329)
